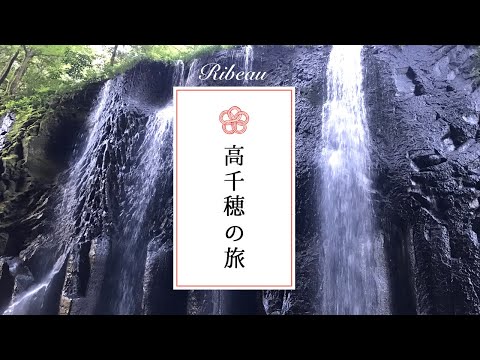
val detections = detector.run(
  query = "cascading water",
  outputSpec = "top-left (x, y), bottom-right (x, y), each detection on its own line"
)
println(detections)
top-left (185, 59), bottom-right (199, 86)
top-left (212, 291), bottom-right (225, 315)
top-left (243, 45), bottom-right (253, 85)
top-left (319, 45), bottom-right (389, 315)
top-left (0, 113), bottom-right (14, 151)
top-left (73, 75), bottom-right (174, 315)
top-left (3, 80), bottom-right (114, 315)
top-left (173, 60), bottom-right (185, 87)
top-left (110, 104), bottom-right (172, 314)
top-left (2, 63), bottom-right (175, 315)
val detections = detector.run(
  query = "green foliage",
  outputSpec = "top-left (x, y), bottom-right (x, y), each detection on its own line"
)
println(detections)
top-left (0, 44), bottom-right (233, 124)
top-left (102, 45), bottom-right (232, 78)
top-left (63, 50), bottom-right (93, 80)
top-left (2, 94), bottom-right (52, 145)
top-left (181, 45), bottom-right (230, 62)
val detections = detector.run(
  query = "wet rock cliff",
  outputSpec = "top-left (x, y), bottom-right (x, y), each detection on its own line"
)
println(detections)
top-left (365, 45), bottom-right (480, 314)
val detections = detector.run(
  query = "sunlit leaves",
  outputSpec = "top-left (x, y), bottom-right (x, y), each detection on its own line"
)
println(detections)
top-left (0, 44), bottom-right (232, 116)
top-left (63, 50), bottom-right (93, 80)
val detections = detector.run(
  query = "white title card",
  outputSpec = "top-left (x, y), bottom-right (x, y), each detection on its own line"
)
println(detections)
top-left (173, 87), bottom-right (295, 289)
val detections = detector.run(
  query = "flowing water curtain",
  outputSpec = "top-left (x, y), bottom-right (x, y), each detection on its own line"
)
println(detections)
top-left (0, 113), bottom-right (15, 151)
top-left (243, 45), bottom-right (253, 85)
top-left (319, 45), bottom-right (390, 315)
top-left (3, 80), bottom-right (115, 315)
top-left (111, 104), bottom-right (173, 314)
top-left (173, 60), bottom-right (185, 87)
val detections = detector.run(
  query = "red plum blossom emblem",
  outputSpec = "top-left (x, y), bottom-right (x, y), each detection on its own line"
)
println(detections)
top-left (219, 106), bottom-right (249, 134)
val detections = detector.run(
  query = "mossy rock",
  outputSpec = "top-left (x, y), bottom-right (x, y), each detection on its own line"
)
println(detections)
top-left (2, 154), bottom-right (20, 175)
top-left (0, 81), bottom-right (103, 259)
top-left (23, 129), bottom-right (59, 182)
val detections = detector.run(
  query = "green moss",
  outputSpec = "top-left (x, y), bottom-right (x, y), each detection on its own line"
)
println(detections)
top-left (181, 45), bottom-right (232, 62)
top-left (2, 99), bottom-right (47, 145)
top-left (1, 154), bottom-right (19, 173)
top-left (2, 154), bottom-right (18, 167)
top-left (2, 154), bottom-right (19, 162)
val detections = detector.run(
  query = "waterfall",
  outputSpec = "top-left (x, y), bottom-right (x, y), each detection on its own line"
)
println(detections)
top-left (185, 59), bottom-right (199, 86)
top-left (243, 45), bottom-right (253, 85)
top-left (3, 251), bottom-right (68, 314)
top-left (212, 291), bottom-right (225, 315)
top-left (0, 113), bottom-right (15, 151)
top-left (2, 81), bottom-right (113, 315)
top-left (111, 104), bottom-right (172, 314)
top-left (2, 65), bottom-right (175, 314)
top-left (173, 60), bottom-right (185, 86)
top-left (319, 45), bottom-right (389, 315)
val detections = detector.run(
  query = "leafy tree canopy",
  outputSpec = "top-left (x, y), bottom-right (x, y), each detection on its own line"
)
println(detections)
top-left (0, 45), bottom-right (229, 116)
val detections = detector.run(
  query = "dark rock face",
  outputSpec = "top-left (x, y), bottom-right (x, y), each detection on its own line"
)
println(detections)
top-left (365, 45), bottom-right (480, 314)
top-left (1, 45), bottom-right (480, 315)
top-left (0, 258), bottom-right (14, 309)
top-left (0, 82), bottom-right (103, 260)
top-left (60, 61), bottom-right (175, 315)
